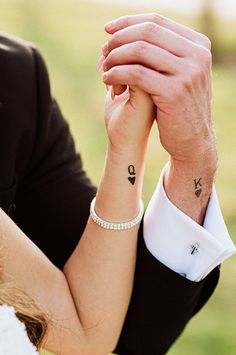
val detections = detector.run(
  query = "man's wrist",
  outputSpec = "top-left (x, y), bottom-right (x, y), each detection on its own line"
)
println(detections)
top-left (169, 157), bottom-right (217, 182)
top-left (169, 138), bottom-right (218, 174)
top-left (164, 152), bottom-right (217, 224)
top-left (170, 136), bottom-right (217, 173)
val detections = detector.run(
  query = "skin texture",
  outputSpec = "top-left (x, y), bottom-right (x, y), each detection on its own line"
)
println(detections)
top-left (102, 13), bottom-right (217, 224)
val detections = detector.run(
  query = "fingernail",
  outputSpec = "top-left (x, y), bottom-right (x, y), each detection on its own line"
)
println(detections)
top-left (102, 73), bottom-right (108, 82)
top-left (105, 20), bottom-right (115, 30)
top-left (111, 86), bottom-right (115, 100)
top-left (103, 63), bottom-right (108, 72)
top-left (102, 43), bottom-right (108, 56)
top-left (96, 55), bottom-right (105, 71)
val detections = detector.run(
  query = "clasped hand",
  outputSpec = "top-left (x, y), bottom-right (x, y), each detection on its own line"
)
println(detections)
top-left (98, 13), bottom-right (217, 169)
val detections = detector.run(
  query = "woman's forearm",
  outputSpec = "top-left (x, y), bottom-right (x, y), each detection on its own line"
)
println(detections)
top-left (64, 145), bottom-right (146, 353)
top-left (0, 144), bottom-right (146, 355)
top-left (0, 209), bottom-right (89, 354)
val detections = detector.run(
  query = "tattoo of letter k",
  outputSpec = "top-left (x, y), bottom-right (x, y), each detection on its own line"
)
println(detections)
top-left (194, 178), bottom-right (202, 190)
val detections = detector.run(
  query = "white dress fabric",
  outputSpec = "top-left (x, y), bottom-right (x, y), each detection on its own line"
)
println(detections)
top-left (0, 305), bottom-right (38, 354)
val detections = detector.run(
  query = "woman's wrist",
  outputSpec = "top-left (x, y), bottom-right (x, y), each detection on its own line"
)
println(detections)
top-left (94, 145), bottom-right (146, 222)
top-left (107, 140), bottom-right (148, 161)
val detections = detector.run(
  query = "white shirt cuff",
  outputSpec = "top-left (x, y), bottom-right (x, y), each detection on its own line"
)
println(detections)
top-left (143, 164), bottom-right (236, 282)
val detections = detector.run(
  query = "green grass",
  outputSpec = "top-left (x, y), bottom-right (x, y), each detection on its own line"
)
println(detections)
top-left (0, 1), bottom-right (236, 354)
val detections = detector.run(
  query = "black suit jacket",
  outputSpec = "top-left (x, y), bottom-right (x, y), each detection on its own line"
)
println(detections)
top-left (0, 33), bottom-right (220, 355)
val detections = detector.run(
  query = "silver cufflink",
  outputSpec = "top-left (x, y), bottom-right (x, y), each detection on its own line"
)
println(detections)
top-left (180, 273), bottom-right (187, 278)
top-left (190, 243), bottom-right (200, 255)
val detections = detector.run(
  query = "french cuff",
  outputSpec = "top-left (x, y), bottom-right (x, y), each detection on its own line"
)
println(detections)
top-left (143, 164), bottom-right (236, 282)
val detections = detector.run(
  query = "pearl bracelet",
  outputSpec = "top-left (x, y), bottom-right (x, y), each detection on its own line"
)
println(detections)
top-left (90, 197), bottom-right (144, 230)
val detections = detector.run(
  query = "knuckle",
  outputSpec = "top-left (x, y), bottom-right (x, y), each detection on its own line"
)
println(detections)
top-left (190, 64), bottom-right (204, 79)
top-left (143, 22), bottom-right (158, 36)
top-left (119, 15), bottom-right (131, 28)
top-left (106, 46), bottom-right (119, 64)
top-left (201, 34), bottom-right (212, 50)
top-left (165, 82), bottom-right (184, 101)
top-left (183, 69), bottom-right (204, 90)
top-left (133, 41), bottom-right (149, 57)
top-left (196, 31), bottom-right (212, 50)
top-left (133, 65), bottom-right (145, 81)
top-left (199, 48), bottom-right (212, 66)
top-left (113, 15), bottom-right (128, 30)
top-left (109, 32), bottom-right (118, 49)
top-left (180, 72), bottom-right (193, 91)
top-left (151, 13), bottom-right (166, 25)
top-left (183, 61), bottom-right (207, 84)
top-left (108, 66), bottom-right (119, 79)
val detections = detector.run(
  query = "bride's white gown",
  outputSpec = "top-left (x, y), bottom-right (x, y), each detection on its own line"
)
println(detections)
top-left (0, 305), bottom-right (38, 354)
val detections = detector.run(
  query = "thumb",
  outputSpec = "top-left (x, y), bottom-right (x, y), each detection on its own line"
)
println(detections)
top-left (129, 86), bottom-right (157, 120)
top-left (129, 86), bottom-right (151, 104)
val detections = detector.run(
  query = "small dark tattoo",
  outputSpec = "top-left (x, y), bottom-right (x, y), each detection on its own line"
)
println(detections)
top-left (194, 178), bottom-right (202, 190)
top-left (194, 178), bottom-right (202, 198)
top-left (128, 165), bottom-right (136, 176)
top-left (128, 177), bottom-right (136, 185)
top-left (195, 189), bottom-right (202, 198)
top-left (128, 165), bottom-right (136, 185)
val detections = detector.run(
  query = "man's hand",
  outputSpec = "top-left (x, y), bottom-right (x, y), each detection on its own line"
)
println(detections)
top-left (102, 13), bottom-right (217, 223)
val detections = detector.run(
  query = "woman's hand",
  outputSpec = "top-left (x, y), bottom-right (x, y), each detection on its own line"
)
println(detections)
top-left (97, 54), bottom-right (155, 155)
top-left (104, 86), bottom-right (155, 155)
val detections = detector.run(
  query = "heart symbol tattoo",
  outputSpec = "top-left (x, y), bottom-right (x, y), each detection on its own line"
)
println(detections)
top-left (128, 176), bottom-right (136, 185)
top-left (195, 189), bottom-right (202, 198)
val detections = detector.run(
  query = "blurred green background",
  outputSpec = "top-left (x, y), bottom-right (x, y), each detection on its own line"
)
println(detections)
top-left (0, 0), bottom-right (236, 354)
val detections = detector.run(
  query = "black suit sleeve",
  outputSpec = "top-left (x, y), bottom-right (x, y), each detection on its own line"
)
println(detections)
top-left (15, 48), bottom-right (97, 268)
top-left (14, 46), bottom-right (220, 355)
top-left (115, 229), bottom-right (220, 354)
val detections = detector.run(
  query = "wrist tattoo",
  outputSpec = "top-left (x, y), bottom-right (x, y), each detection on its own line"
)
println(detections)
top-left (128, 165), bottom-right (136, 185)
top-left (194, 178), bottom-right (202, 198)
